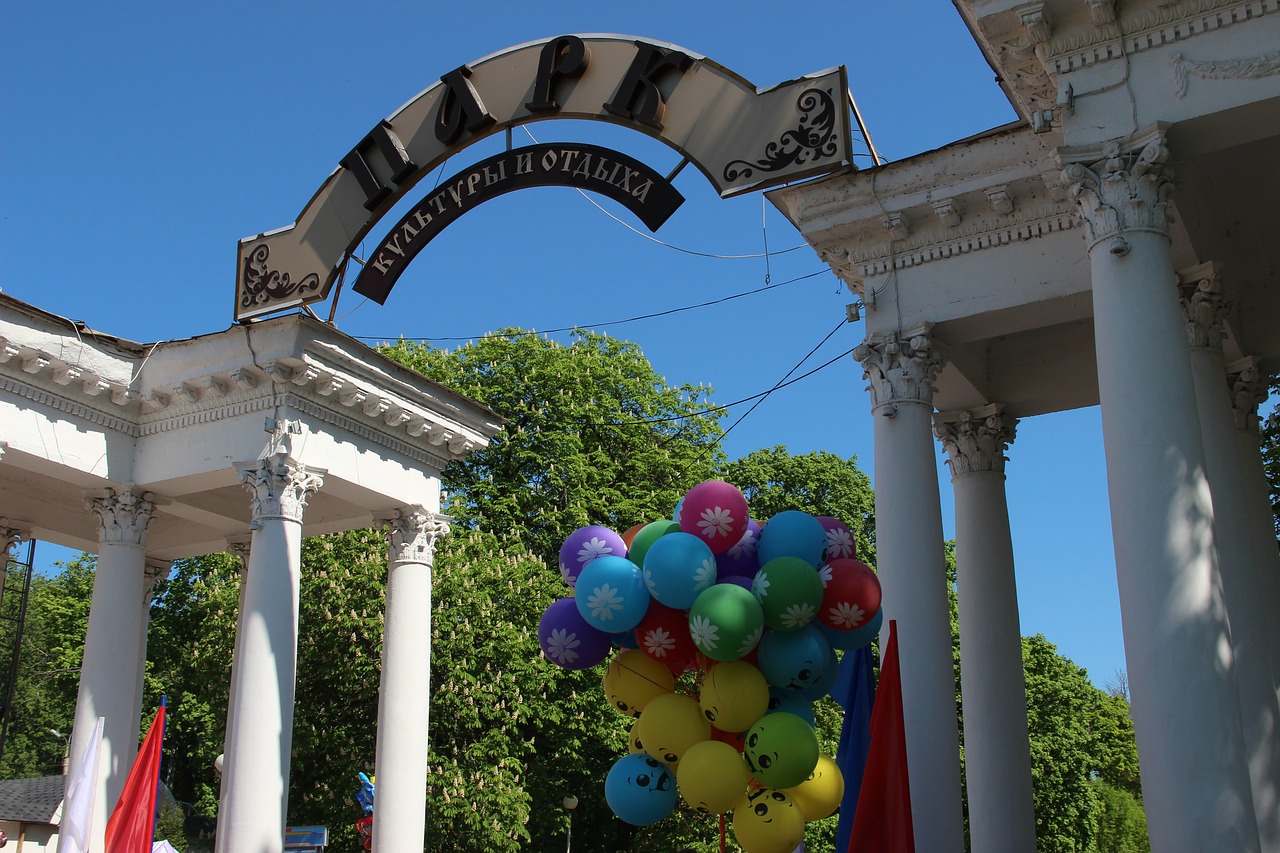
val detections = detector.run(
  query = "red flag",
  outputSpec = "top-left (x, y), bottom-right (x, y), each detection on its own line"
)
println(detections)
top-left (847, 620), bottom-right (915, 853)
top-left (105, 704), bottom-right (166, 853)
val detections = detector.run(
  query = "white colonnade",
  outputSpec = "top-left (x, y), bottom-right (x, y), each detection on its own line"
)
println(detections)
top-left (853, 325), bottom-right (967, 853)
top-left (934, 406), bottom-right (1039, 852)
top-left (370, 507), bottom-right (449, 853)
top-left (1061, 131), bottom-right (1261, 852)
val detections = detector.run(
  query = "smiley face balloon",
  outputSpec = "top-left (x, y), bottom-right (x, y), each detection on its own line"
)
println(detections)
top-left (731, 786), bottom-right (805, 853)
top-left (603, 649), bottom-right (675, 718)
top-left (782, 754), bottom-right (845, 821)
top-left (633, 693), bottom-right (711, 769)
top-left (743, 712), bottom-right (819, 789)
top-left (605, 752), bottom-right (678, 825)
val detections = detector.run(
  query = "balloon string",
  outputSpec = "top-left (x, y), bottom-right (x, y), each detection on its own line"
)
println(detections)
top-left (720, 814), bottom-right (726, 853)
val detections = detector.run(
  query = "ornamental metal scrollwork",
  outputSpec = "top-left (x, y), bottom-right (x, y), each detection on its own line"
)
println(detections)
top-left (723, 88), bottom-right (839, 183)
top-left (240, 244), bottom-right (321, 308)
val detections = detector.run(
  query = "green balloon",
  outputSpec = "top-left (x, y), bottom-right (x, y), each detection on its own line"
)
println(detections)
top-left (689, 583), bottom-right (765, 662)
top-left (753, 557), bottom-right (824, 631)
top-left (743, 712), bottom-right (820, 789)
top-left (628, 519), bottom-right (680, 568)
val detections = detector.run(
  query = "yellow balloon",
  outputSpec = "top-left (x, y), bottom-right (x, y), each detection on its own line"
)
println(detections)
top-left (731, 787), bottom-right (805, 853)
top-left (677, 740), bottom-right (749, 815)
top-left (604, 649), bottom-right (675, 718)
top-left (782, 754), bottom-right (845, 821)
top-left (634, 693), bottom-right (710, 770)
top-left (628, 720), bottom-right (644, 754)
top-left (699, 660), bottom-right (769, 733)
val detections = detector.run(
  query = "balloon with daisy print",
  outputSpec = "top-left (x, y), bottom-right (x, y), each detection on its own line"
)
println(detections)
top-left (537, 597), bottom-right (613, 671)
top-left (817, 516), bottom-right (857, 561)
top-left (559, 525), bottom-right (629, 587)
top-left (753, 556), bottom-right (824, 632)
top-left (575, 554), bottom-right (651, 632)
top-left (688, 582), bottom-right (765, 663)
top-left (634, 600), bottom-right (698, 673)
top-left (679, 480), bottom-right (751, 555)
top-left (642, 531), bottom-right (719, 609)
top-left (818, 558), bottom-right (881, 633)
top-left (715, 519), bottom-right (762, 580)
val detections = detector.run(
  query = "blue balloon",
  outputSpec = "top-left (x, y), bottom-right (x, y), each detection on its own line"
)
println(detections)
top-left (757, 511), bottom-right (827, 567)
top-left (643, 531), bottom-right (718, 609)
top-left (767, 688), bottom-right (816, 726)
top-left (819, 608), bottom-right (884, 651)
top-left (799, 647), bottom-right (841, 700)
top-left (575, 555), bottom-right (651, 632)
top-left (757, 625), bottom-right (832, 691)
top-left (605, 752), bottom-right (678, 825)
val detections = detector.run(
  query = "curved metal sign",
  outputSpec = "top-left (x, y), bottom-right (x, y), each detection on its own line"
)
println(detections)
top-left (235, 34), bottom-right (852, 320)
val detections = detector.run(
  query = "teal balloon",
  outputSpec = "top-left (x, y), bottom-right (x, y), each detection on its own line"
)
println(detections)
top-left (757, 624), bottom-right (832, 691)
top-left (767, 688), bottom-right (815, 726)
top-left (753, 557), bottom-right (824, 631)
top-left (757, 510), bottom-right (827, 566)
top-left (743, 712), bottom-right (820, 789)
top-left (628, 519), bottom-right (681, 568)
top-left (643, 531), bottom-right (718, 610)
top-left (819, 608), bottom-right (884, 651)
top-left (575, 555), bottom-right (650, 632)
top-left (688, 583), bottom-right (765, 662)
top-left (605, 752), bottom-right (678, 825)
top-left (799, 647), bottom-right (841, 700)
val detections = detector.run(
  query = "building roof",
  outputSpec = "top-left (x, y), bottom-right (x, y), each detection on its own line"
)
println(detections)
top-left (0, 775), bottom-right (63, 824)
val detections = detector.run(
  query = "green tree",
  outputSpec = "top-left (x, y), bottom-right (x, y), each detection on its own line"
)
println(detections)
top-left (0, 555), bottom-right (95, 780)
top-left (1022, 635), bottom-right (1101, 852)
top-left (380, 330), bottom-right (725, 564)
top-left (1089, 780), bottom-right (1150, 853)
top-left (719, 445), bottom-right (876, 565)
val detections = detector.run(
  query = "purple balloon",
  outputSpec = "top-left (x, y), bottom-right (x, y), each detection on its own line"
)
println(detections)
top-left (715, 519), bottom-right (762, 580)
top-left (538, 597), bottom-right (612, 670)
top-left (818, 516), bottom-right (857, 561)
top-left (719, 574), bottom-right (755, 592)
top-left (559, 525), bottom-right (628, 588)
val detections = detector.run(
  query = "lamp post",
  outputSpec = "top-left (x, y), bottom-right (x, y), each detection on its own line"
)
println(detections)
top-left (562, 795), bottom-right (578, 852)
top-left (49, 728), bottom-right (69, 775)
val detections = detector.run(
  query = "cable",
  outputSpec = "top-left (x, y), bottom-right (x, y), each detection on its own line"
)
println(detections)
top-left (518, 125), bottom-right (808, 260)
top-left (353, 269), bottom-right (829, 343)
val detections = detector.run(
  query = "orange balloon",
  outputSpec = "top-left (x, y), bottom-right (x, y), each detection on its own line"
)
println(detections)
top-left (622, 523), bottom-right (646, 548)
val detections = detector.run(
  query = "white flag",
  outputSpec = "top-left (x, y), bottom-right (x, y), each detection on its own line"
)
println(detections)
top-left (56, 717), bottom-right (104, 853)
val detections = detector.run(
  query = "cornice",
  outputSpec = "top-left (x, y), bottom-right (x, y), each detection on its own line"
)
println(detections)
top-left (2, 334), bottom-right (495, 463)
top-left (1044, 0), bottom-right (1278, 73)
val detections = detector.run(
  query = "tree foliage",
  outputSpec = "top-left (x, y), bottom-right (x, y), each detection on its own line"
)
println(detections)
top-left (1263, 373), bottom-right (1280, 542)
top-left (380, 330), bottom-right (725, 564)
top-left (1089, 780), bottom-right (1150, 853)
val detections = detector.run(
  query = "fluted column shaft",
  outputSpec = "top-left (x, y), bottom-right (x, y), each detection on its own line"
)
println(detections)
top-left (854, 325), bottom-right (965, 853)
top-left (935, 407), bottom-right (1038, 853)
top-left (372, 508), bottom-right (449, 853)
top-left (1180, 268), bottom-right (1280, 847)
top-left (1061, 131), bottom-right (1259, 852)
top-left (71, 487), bottom-right (156, 851)
top-left (215, 454), bottom-right (323, 853)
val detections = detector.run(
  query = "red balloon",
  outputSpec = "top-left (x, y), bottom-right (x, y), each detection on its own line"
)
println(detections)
top-left (710, 725), bottom-right (747, 753)
top-left (818, 559), bottom-right (881, 632)
top-left (635, 601), bottom-right (698, 673)
top-left (622, 523), bottom-right (647, 548)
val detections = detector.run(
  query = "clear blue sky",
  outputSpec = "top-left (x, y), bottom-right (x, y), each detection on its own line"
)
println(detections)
top-left (1, 1), bottom-right (1128, 688)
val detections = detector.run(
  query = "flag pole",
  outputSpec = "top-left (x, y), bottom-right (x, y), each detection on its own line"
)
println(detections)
top-left (150, 695), bottom-right (168, 850)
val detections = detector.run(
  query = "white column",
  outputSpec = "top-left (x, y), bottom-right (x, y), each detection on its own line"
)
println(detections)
top-left (1228, 358), bottom-right (1280, 691)
top-left (853, 325), bottom-right (965, 853)
top-left (934, 406), bottom-right (1038, 853)
top-left (215, 454), bottom-right (322, 853)
top-left (1180, 267), bottom-right (1280, 849)
top-left (1061, 130), bottom-right (1260, 852)
top-left (70, 487), bottom-right (156, 850)
top-left (371, 507), bottom-right (449, 853)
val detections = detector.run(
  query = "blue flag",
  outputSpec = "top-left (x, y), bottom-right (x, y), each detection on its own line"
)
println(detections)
top-left (833, 644), bottom-right (876, 852)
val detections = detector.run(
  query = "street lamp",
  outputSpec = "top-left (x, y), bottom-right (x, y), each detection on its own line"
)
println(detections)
top-left (562, 794), bottom-right (578, 852)
top-left (49, 729), bottom-right (69, 775)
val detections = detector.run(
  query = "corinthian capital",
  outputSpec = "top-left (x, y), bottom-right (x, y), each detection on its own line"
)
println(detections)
top-left (86, 487), bottom-right (156, 546)
top-left (853, 323), bottom-right (946, 413)
top-left (934, 405), bottom-right (1018, 477)
top-left (1177, 263), bottom-right (1231, 351)
top-left (1227, 357), bottom-right (1270, 433)
top-left (377, 507), bottom-right (451, 565)
top-left (2, 519), bottom-right (26, 555)
top-left (236, 454), bottom-right (324, 527)
top-left (1059, 130), bottom-right (1174, 250)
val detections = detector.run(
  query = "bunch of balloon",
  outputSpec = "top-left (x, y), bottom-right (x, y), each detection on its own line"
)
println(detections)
top-left (354, 771), bottom-right (375, 851)
top-left (535, 480), bottom-right (884, 853)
